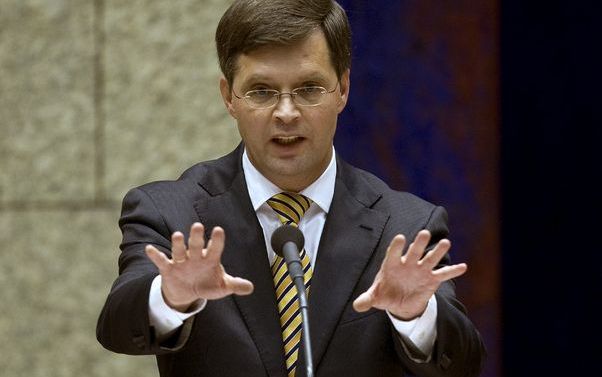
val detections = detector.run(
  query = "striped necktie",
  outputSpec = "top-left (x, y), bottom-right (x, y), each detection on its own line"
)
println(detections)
top-left (267, 192), bottom-right (313, 377)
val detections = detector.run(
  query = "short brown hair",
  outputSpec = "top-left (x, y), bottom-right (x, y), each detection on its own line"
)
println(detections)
top-left (215, 0), bottom-right (351, 87)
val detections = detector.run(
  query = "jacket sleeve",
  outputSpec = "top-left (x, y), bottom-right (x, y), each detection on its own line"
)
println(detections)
top-left (96, 187), bottom-right (195, 355)
top-left (393, 206), bottom-right (487, 377)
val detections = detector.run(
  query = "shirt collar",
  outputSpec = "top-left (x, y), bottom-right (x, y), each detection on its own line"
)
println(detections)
top-left (242, 147), bottom-right (337, 213)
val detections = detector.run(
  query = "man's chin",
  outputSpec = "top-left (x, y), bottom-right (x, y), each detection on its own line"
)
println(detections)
top-left (260, 159), bottom-right (315, 189)
top-left (268, 159), bottom-right (306, 178)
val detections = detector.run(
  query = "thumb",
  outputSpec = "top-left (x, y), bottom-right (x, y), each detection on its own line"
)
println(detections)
top-left (353, 290), bottom-right (374, 313)
top-left (226, 276), bottom-right (255, 296)
top-left (145, 245), bottom-right (170, 271)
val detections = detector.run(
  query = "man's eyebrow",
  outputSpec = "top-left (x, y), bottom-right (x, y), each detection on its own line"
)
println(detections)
top-left (298, 72), bottom-right (330, 83)
top-left (243, 74), bottom-right (272, 84)
top-left (240, 72), bottom-right (331, 88)
top-left (238, 74), bottom-right (277, 89)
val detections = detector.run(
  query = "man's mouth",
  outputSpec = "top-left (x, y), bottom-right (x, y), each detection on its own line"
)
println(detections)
top-left (273, 136), bottom-right (303, 145)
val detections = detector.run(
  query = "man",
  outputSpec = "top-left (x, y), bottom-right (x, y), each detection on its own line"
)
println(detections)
top-left (96, 1), bottom-right (486, 376)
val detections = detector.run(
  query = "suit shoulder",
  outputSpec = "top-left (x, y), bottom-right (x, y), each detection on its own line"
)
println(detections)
top-left (128, 144), bottom-right (242, 195)
top-left (348, 164), bottom-right (437, 209)
top-left (123, 161), bottom-right (209, 205)
top-left (345, 165), bottom-right (444, 232)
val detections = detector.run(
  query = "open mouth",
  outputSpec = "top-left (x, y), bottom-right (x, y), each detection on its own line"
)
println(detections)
top-left (273, 136), bottom-right (303, 145)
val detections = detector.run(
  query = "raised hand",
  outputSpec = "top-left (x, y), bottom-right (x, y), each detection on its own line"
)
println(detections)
top-left (145, 222), bottom-right (254, 312)
top-left (353, 230), bottom-right (467, 320)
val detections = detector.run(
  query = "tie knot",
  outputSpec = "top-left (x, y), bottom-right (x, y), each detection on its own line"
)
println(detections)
top-left (267, 192), bottom-right (312, 226)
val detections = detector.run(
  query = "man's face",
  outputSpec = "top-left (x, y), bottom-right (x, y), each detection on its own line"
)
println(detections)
top-left (220, 30), bottom-right (350, 192)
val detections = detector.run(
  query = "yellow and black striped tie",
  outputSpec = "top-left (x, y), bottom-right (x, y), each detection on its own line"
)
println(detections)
top-left (267, 192), bottom-right (313, 377)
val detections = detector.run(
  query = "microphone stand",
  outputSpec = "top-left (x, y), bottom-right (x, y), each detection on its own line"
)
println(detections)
top-left (283, 242), bottom-right (314, 377)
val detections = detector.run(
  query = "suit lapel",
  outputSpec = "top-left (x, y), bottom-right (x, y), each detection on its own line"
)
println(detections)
top-left (298, 159), bottom-right (390, 374)
top-left (191, 148), bottom-right (389, 377)
top-left (193, 147), bottom-right (286, 377)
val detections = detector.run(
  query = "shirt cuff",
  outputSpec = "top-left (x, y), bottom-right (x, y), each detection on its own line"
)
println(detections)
top-left (148, 275), bottom-right (207, 338)
top-left (387, 295), bottom-right (438, 360)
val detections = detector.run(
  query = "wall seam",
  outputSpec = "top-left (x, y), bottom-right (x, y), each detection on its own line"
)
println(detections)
top-left (93, 0), bottom-right (106, 202)
top-left (0, 200), bottom-right (120, 212)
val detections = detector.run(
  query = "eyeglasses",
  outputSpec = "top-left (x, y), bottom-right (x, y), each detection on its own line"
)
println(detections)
top-left (233, 83), bottom-right (339, 109)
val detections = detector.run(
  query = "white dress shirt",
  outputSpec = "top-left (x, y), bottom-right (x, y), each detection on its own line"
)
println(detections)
top-left (148, 147), bottom-right (437, 359)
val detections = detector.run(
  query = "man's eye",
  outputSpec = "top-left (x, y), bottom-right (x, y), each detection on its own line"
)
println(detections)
top-left (296, 87), bottom-right (323, 95)
top-left (250, 90), bottom-right (273, 97)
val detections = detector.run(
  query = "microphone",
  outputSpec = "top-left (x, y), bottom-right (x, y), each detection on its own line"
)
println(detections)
top-left (271, 225), bottom-right (314, 377)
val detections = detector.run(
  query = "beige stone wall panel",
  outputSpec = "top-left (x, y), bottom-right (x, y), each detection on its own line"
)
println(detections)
top-left (0, 0), bottom-right (96, 202)
top-left (104, 0), bottom-right (239, 200)
top-left (0, 210), bottom-right (157, 376)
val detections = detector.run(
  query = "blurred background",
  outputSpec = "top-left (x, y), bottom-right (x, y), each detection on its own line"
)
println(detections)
top-left (0, 0), bottom-right (599, 376)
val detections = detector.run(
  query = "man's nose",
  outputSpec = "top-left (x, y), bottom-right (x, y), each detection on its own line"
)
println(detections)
top-left (273, 94), bottom-right (300, 123)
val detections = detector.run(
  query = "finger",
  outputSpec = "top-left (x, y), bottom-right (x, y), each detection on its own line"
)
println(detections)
top-left (205, 227), bottom-right (226, 262)
top-left (404, 230), bottom-right (431, 264)
top-left (420, 239), bottom-right (451, 268)
top-left (382, 235), bottom-right (406, 267)
top-left (353, 289), bottom-right (375, 312)
top-left (188, 223), bottom-right (206, 259)
top-left (225, 276), bottom-right (254, 296)
top-left (145, 245), bottom-right (171, 271)
top-left (171, 231), bottom-right (187, 263)
top-left (433, 263), bottom-right (468, 281)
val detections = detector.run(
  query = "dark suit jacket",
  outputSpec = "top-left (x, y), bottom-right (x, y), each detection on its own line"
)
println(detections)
top-left (97, 145), bottom-right (485, 377)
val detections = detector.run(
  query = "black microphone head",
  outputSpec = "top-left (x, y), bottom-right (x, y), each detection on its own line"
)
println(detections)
top-left (271, 224), bottom-right (305, 257)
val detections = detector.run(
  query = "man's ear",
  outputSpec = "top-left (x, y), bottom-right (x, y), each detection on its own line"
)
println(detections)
top-left (336, 69), bottom-right (351, 113)
top-left (220, 77), bottom-right (238, 119)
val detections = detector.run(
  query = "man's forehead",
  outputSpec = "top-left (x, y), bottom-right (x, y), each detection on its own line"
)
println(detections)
top-left (230, 30), bottom-right (337, 84)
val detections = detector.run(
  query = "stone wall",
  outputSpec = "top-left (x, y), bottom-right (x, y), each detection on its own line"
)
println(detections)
top-left (0, 1), bottom-right (238, 376)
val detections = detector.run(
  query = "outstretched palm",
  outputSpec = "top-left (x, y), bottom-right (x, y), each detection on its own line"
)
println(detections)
top-left (145, 222), bottom-right (254, 312)
top-left (353, 230), bottom-right (467, 320)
